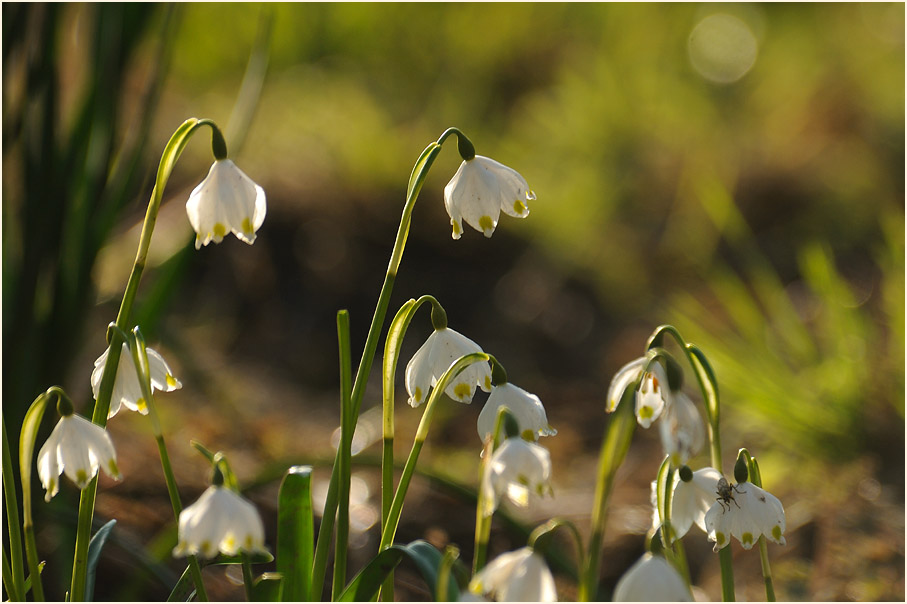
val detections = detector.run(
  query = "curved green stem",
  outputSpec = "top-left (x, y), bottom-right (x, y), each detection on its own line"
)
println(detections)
top-left (310, 130), bottom-right (462, 600)
top-left (378, 353), bottom-right (491, 553)
top-left (528, 517), bottom-right (584, 574)
top-left (70, 117), bottom-right (225, 602)
top-left (436, 545), bottom-right (460, 602)
top-left (579, 382), bottom-right (637, 601)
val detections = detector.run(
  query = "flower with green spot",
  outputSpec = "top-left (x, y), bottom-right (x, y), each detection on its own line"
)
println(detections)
top-left (405, 327), bottom-right (491, 407)
top-left (477, 382), bottom-right (556, 442)
top-left (91, 342), bottom-right (182, 419)
top-left (444, 155), bottom-right (534, 239)
top-left (605, 357), bottom-right (671, 428)
top-left (37, 412), bottom-right (121, 502)
top-left (651, 467), bottom-right (722, 541)
top-left (173, 485), bottom-right (268, 559)
top-left (480, 436), bottom-right (552, 517)
top-left (186, 159), bottom-right (267, 249)
top-left (613, 553), bottom-right (691, 602)
top-left (469, 546), bottom-right (557, 602)
top-left (704, 480), bottom-right (786, 552)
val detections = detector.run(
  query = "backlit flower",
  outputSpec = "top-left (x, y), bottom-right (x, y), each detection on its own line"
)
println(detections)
top-left (480, 437), bottom-right (552, 517)
top-left (444, 156), bottom-right (534, 239)
top-left (658, 392), bottom-right (705, 465)
top-left (605, 357), bottom-right (671, 427)
top-left (405, 327), bottom-right (491, 407)
top-left (477, 382), bottom-right (556, 442)
top-left (613, 553), bottom-right (691, 602)
top-left (651, 467), bottom-right (722, 541)
top-left (469, 546), bottom-right (557, 602)
top-left (37, 413), bottom-right (121, 502)
top-left (186, 159), bottom-right (267, 249)
top-left (91, 342), bottom-right (182, 419)
top-left (705, 481), bottom-right (786, 551)
top-left (173, 485), bottom-right (267, 559)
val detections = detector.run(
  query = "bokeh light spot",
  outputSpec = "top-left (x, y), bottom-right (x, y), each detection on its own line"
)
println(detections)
top-left (688, 13), bottom-right (758, 83)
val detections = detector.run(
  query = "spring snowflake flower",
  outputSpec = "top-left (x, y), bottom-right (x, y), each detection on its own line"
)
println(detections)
top-left (605, 357), bottom-right (670, 428)
top-left (444, 155), bottom-right (534, 239)
top-left (477, 382), bottom-right (556, 442)
top-left (405, 327), bottom-right (492, 407)
top-left (651, 467), bottom-right (722, 541)
top-left (658, 392), bottom-right (705, 465)
top-left (37, 413), bottom-right (121, 502)
top-left (91, 342), bottom-right (182, 419)
top-left (173, 485), bottom-right (268, 559)
top-left (186, 159), bottom-right (267, 249)
top-left (613, 553), bottom-right (691, 602)
top-left (705, 481), bottom-right (786, 552)
top-left (469, 546), bottom-right (557, 602)
top-left (480, 437), bottom-right (552, 517)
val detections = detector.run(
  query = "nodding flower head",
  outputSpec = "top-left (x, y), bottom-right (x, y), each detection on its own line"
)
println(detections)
top-left (469, 546), bottom-right (557, 602)
top-left (37, 414), bottom-right (121, 502)
top-left (444, 155), bottom-right (534, 239)
top-left (705, 480), bottom-right (786, 552)
top-left (173, 485), bottom-right (268, 559)
top-left (404, 327), bottom-right (491, 407)
top-left (91, 342), bottom-right (182, 419)
top-left (186, 159), bottom-right (267, 249)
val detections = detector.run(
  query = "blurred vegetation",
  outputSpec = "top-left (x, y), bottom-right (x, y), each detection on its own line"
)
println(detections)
top-left (3, 3), bottom-right (903, 601)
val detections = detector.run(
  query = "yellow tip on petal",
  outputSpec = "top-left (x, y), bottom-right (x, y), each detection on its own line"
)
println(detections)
top-left (513, 199), bottom-right (527, 214)
top-left (76, 469), bottom-right (89, 487)
top-left (166, 374), bottom-right (178, 388)
top-left (772, 525), bottom-right (784, 540)
top-left (639, 405), bottom-right (654, 419)
top-left (454, 383), bottom-right (471, 400)
top-left (241, 217), bottom-right (254, 235)
top-left (479, 215), bottom-right (494, 235)
top-left (414, 387), bottom-right (423, 403)
top-left (213, 223), bottom-right (227, 238)
top-left (484, 375), bottom-right (492, 390)
top-left (109, 459), bottom-right (121, 480)
top-left (742, 532), bottom-right (754, 547)
top-left (136, 398), bottom-right (148, 413)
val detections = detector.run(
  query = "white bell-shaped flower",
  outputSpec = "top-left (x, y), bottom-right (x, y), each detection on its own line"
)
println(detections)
top-left (606, 357), bottom-right (646, 412)
top-left (651, 467), bottom-right (723, 541)
top-left (480, 437), bottom-right (552, 517)
top-left (37, 414), bottom-right (121, 502)
top-left (477, 382), bottom-right (556, 442)
top-left (658, 392), bottom-right (705, 465)
top-left (605, 357), bottom-right (671, 427)
top-left (91, 342), bottom-right (182, 419)
top-left (705, 481), bottom-right (786, 551)
top-left (469, 546), bottom-right (557, 602)
top-left (186, 159), bottom-right (267, 249)
top-left (173, 485), bottom-right (268, 559)
top-left (404, 327), bottom-right (491, 407)
top-left (613, 553), bottom-right (691, 602)
top-left (636, 362), bottom-right (669, 428)
top-left (444, 155), bottom-right (534, 239)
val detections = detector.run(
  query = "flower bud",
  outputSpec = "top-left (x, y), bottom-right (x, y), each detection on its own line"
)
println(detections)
top-left (734, 451), bottom-right (750, 484)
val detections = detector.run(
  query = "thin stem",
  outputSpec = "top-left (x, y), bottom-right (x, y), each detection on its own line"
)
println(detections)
top-left (528, 517), bottom-right (585, 575)
top-left (23, 521), bottom-right (44, 601)
top-left (379, 353), bottom-right (490, 553)
top-left (332, 311), bottom-right (353, 600)
top-left (311, 132), bottom-right (450, 599)
top-left (71, 117), bottom-right (224, 601)
top-left (2, 417), bottom-right (25, 602)
top-left (472, 404), bottom-right (510, 575)
top-left (242, 553), bottom-right (255, 602)
top-left (436, 545), bottom-right (460, 602)
top-left (758, 538), bottom-right (776, 601)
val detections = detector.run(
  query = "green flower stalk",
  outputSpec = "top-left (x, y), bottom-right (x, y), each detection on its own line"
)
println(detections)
top-left (71, 118), bottom-right (231, 602)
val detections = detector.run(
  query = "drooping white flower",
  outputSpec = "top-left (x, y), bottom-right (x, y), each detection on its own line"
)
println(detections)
top-left (651, 467), bottom-right (723, 541)
top-left (658, 392), bottom-right (705, 465)
top-left (444, 155), bottom-right (534, 239)
top-left (604, 357), bottom-right (671, 428)
top-left (469, 546), bottom-right (557, 602)
top-left (404, 327), bottom-right (491, 407)
top-left (173, 485), bottom-right (268, 559)
top-left (37, 414), bottom-right (121, 502)
top-left (477, 382), bottom-right (556, 442)
top-left (480, 437), bottom-right (552, 517)
top-left (705, 481), bottom-right (786, 552)
top-left (613, 553), bottom-right (691, 602)
top-left (91, 342), bottom-right (182, 419)
top-left (186, 159), bottom-right (267, 249)
top-left (635, 363), bottom-right (669, 428)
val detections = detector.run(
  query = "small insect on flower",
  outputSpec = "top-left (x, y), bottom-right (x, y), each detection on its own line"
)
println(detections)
top-left (715, 476), bottom-right (745, 512)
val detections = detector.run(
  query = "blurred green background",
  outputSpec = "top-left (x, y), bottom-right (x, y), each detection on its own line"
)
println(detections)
top-left (3, 3), bottom-right (903, 601)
